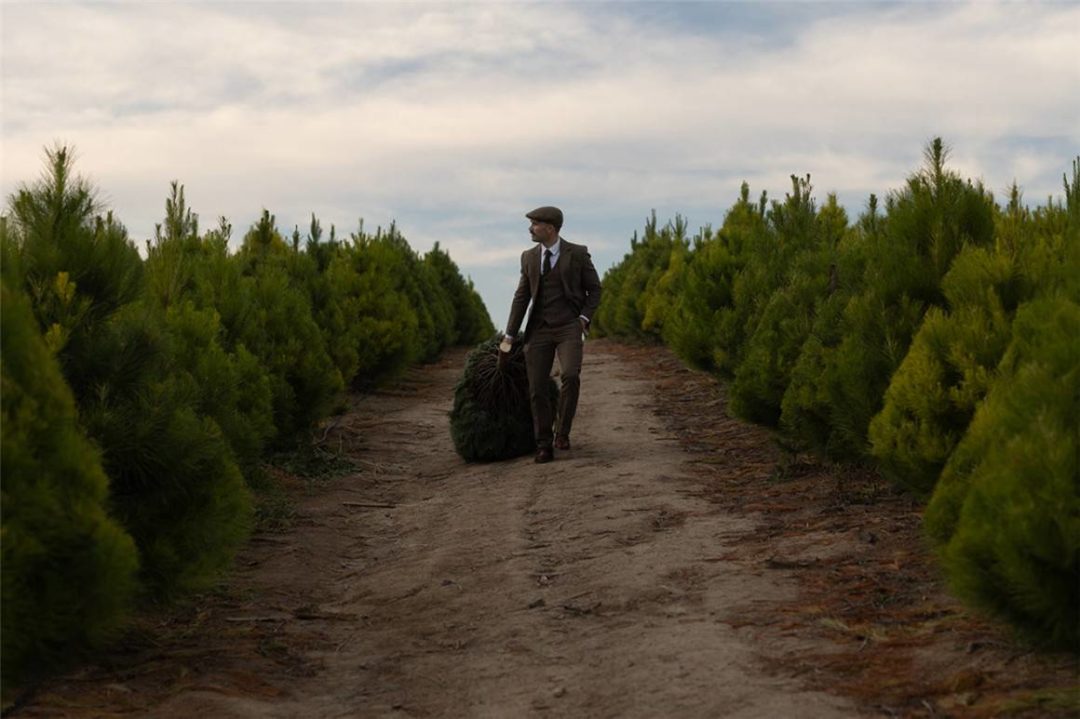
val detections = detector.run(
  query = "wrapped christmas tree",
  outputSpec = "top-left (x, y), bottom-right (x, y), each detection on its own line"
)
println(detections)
top-left (450, 335), bottom-right (556, 461)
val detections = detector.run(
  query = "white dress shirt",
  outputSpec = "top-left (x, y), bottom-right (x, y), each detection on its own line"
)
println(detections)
top-left (541, 239), bottom-right (561, 274)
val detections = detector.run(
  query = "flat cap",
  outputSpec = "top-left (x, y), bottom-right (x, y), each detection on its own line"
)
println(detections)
top-left (525, 205), bottom-right (563, 229)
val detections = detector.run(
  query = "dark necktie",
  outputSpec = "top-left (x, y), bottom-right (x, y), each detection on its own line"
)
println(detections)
top-left (543, 249), bottom-right (552, 275)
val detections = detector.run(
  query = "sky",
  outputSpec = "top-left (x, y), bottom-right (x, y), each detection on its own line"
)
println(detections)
top-left (2, 1), bottom-right (1078, 327)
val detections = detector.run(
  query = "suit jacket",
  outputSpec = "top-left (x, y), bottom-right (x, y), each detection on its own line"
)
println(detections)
top-left (505, 238), bottom-right (602, 340)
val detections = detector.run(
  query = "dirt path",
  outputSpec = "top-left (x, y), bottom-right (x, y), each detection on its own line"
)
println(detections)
top-left (14, 341), bottom-right (1077, 718)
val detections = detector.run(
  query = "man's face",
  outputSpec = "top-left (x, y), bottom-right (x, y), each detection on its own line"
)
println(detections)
top-left (529, 220), bottom-right (557, 243)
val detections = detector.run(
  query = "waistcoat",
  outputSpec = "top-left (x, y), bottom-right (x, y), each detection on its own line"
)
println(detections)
top-left (539, 254), bottom-right (578, 327)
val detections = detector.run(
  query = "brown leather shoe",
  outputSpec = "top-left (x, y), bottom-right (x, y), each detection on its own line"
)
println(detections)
top-left (553, 435), bottom-right (571, 450)
top-left (534, 446), bottom-right (554, 464)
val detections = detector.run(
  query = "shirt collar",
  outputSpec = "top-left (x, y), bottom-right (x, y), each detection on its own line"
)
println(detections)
top-left (542, 238), bottom-right (561, 261)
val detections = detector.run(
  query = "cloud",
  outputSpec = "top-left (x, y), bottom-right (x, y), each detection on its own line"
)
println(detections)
top-left (3, 1), bottom-right (1077, 321)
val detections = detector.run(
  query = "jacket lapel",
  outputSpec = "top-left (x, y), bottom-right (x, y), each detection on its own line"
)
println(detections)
top-left (558, 241), bottom-right (574, 295)
top-left (528, 244), bottom-right (542, 297)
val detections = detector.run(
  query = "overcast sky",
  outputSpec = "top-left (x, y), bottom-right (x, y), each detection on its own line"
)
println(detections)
top-left (3, 1), bottom-right (1078, 326)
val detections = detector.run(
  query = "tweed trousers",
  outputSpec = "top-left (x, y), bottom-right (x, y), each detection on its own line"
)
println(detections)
top-left (524, 319), bottom-right (584, 448)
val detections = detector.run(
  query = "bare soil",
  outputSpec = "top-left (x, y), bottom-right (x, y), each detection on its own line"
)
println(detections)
top-left (10, 341), bottom-right (1078, 718)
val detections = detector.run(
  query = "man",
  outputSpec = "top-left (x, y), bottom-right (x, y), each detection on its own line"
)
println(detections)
top-left (502, 206), bottom-right (602, 463)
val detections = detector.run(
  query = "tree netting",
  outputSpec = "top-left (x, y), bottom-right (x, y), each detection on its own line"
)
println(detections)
top-left (450, 336), bottom-right (557, 461)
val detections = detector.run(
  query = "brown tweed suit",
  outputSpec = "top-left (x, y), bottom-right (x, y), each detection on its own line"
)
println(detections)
top-left (505, 239), bottom-right (602, 448)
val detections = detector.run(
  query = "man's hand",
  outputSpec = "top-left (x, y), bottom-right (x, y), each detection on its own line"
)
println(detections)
top-left (579, 317), bottom-right (590, 338)
top-left (496, 335), bottom-right (513, 372)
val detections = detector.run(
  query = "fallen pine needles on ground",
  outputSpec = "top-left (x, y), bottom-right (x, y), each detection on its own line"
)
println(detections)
top-left (604, 340), bottom-right (1079, 719)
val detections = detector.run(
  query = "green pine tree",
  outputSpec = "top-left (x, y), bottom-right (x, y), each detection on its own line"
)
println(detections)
top-left (1, 279), bottom-right (139, 693)
top-left (926, 294), bottom-right (1079, 648)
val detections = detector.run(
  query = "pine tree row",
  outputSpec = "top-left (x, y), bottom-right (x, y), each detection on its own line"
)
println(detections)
top-left (594, 139), bottom-right (1079, 650)
top-left (0, 146), bottom-right (494, 693)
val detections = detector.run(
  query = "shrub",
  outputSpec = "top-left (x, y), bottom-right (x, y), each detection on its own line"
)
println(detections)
top-left (780, 140), bottom-right (996, 460)
top-left (868, 247), bottom-right (1019, 493)
top-left (729, 187), bottom-right (849, 426)
top-left (779, 199), bottom-right (876, 452)
top-left (144, 184), bottom-right (276, 474)
top-left (298, 216), bottom-right (366, 387)
top-left (1, 280), bottom-right (139, 691)
top-left (663, 186), bottom-right (765, 370)
top-left (80, 313), bottom-right (254, 595)
top-left (925, 294), bottom-right (1079, 648)
top-left (424, 242), bottom-right (495, 345)
top-left (235, 211), bottom-right (344, 440)
top-left (5, 148), bottom-right (253, 597)
top-left (351, 224), bottom-right (453, 363)
top-left (594, 212), bottom-right (689, 341)
top-left (2, 144), bottom-right (497, 691)
top-left (162, 300), bottom-right (275, 476)
top-left (640, 217), bottom-right (690, 338)
top-left (333, 234), bottom-right (421, 386)
top-left (714, 176), bottom-right (812, 384)
top-left (870, 167), bottom-right (1076, 494)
